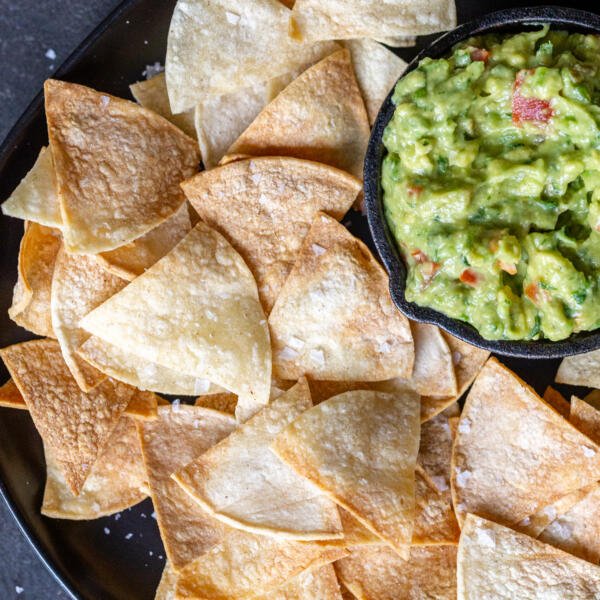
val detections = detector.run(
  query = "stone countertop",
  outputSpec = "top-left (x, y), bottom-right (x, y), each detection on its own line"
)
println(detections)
top-left (0, 3), bottom-right (121, 597)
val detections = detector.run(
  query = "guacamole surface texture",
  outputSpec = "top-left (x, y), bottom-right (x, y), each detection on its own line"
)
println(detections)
top-left (382, 28), bottom-right (600, 341)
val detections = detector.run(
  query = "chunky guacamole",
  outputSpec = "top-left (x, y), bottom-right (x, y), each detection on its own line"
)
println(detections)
top-left (382, 27), bottom-right (600, 341)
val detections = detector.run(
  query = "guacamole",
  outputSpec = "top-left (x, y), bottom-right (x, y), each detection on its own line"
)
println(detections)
top-left (382, 27), bottom-right (600, 341)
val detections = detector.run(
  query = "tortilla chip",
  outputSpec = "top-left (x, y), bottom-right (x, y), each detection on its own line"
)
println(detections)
top-left (584, 389), bottom-right (600, 410)
top-left (80, 222), bottom-right (272, 422)
top-left (124, 390), bottom-right (159, 421)
top-left (375, 36), bottom-right (417, 48)
top-left (409, 322), bottom-right (457, 397)
top-left (138, 405), bottom-right (236, 570)
top-left (175, 379), bottom-right (343, 540)
top-left (556, 348), bottom-right (600, 388)
top-left (175, 527), bottom-right (347, 599)
top-left (335, 545), bottom-right (457, 600)
top-left (0, 379), bottom-right (27, 410)
top-left (51, 246), bottom-right (126, 391)
top-left (42, 415), bottom-right (148, 519)
top-left (1, 147), bottom-right (62, 227)
top-left (77, 336), bottom-right (221, 396)
top-left (0, 339), bottom-right (133, 493)
top-left (96, 201), bottom-right (191, 281)
top-left (165, 0), bottom-right (339, 112)
top-left (421, 333), bottom-right (489, 422)
top-left (458, 514), bottom-right (600, 599)
top-left (273, 389), bottom-right (420, 552)
top-left (543, 386), bottom-right (570, 418)
top-left (451, 357), bottom-right (600, 528)
top-left (269, 213), bottom-right (413, 381)
top-left (306, 378), bottom-right (416, 406)
top-left (290, 0), bottom-right (456, 41)
top-left (570, 395), bottom-right (600, 444)
top-left (221, 50), bottom-right (370, 180)
top-left (343, 39), bottom-right (406, 125)
top-left (182, 157), bottom-right (360, 311)
top-left (155, 562), bottom-right (178, 600)
top-left (8, 222), bottom-right (61, 338)
top-left (45, 79), bottom-right (199, 253)
top-left (258, 564), bottom-right (342, 600)
top-left (130, 72), bottom-right (196, 139)
top-left (194, 393), bottom-right (238, 415)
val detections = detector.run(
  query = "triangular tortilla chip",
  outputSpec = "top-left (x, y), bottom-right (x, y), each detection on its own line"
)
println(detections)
top-left (421, 333), bottom-right (489, 422)
top-left (335, 545), bottom-right (457, 600)
top-left (307, 378), bottom-right (417, 405)
top-left (269, 214), bottom-right (413, 381)
top-left (96, 201), bottom-right (191, 281)
top-left (556, 348), bottom-right (600, 388)
top-left (0, 339), bottom-right (133, 493)
top-left (222, 50), bottom-right (370, 179)
top-left (0, 378), bottom-right (27, 410)
top-left (194, 393), bottom-right (238, 415)
top-left (273, 389), bottom-right (420, 552)
top-left (182, 157), bottom-right (360, 311)
top-left (1, 147), bottom-right (62, 227)
top-left (571, 395), bottom-right (600, 443)
top-left (543, 386), bottom-right (570, 418)
top-left (175, 526), bottom-right (346, 599)
top-left (174, 379), bottom-right (343, 540)
top-left (42, 415), bottom-right (148, 519)
top-left (130, 72), bottom-right (196, 139)
top-left (8, 222), bottom-right (61, 338)
top-left (451, 357), bottom-right (600, 527)
top-left (77, 336), bottom-right (222, 396)
top-left (290, 0), bottom-right (456, 41)
top-left (138, 405), bottom-right (236, 569)
top-left (165, 0), bottom-right (339, 112)
top-left (45, 79), bottom-right (199, 253)
top-left (343, 39), bottom-right (406, 125)
top-left (409, 322), bottom-right (457, 397)
top-left (258, 564), bottom-right (342, 600)
top-left (51, 246), bottom-right (126, 391)
top-left (458, 514), bottom-right (600, 599)
top-left (80, 222), bottom-right (272, 421)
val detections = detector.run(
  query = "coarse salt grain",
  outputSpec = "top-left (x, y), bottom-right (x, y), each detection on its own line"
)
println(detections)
top-left (287, 336), bottom-right (304, 351)
top-left (194, 379), bottom-right (210, 395)
top-left (430, 475), bottom-right (449, 492)
top-left (311, 243), bottom-right (326, 256)
top-left (458, 418), bottom-right (471, 434)
top-left (454, 468), bottom-right (471, 488)
top-left (104, 527), bottom-right (110, 535)
top-left (225, 11), bottom-right (240, 24)
top-left (45, 48), bottom-right (56, 60)
top-left (15, 587), bottom-right (24, 595)
top-left (100, 95), bottom-right (110, 107)
top-left (278, 346), bottom-right (298, 361)
top-left (172, 398), bottom-right (181, 412)
top-left (142, 62), bottom-right (164, 79)
top-left (309, 348), bottom-right (325, 366)
top-left (125, 533), bottom-right (133, 540)
top-left (583, 446), bottom-right (596, 458)
top-left (476, 527), bottom-right (495, 548)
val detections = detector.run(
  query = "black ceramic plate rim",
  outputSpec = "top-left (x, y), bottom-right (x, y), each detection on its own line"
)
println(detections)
top-left (0, 1), bottom-right (139, 597)
top-left (365, 5), bottom-right (600, 359)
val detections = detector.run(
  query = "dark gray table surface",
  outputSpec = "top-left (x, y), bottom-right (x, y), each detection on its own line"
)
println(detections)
top-left (0, 3), bottom-right (123, 597)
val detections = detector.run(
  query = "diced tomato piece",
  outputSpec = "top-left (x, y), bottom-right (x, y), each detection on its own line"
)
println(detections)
top-left (407, 184), bottom-right (423, 197)
top-left (470, 47), bottom-right (490, 63)
top-left (498, 260), bottom-right (517, 275)
top-left (512, 69), bottom-right (553, 126)
top-left (459, 269), bottom-right (479, 287)
top-left (525, 282), bottom-right (539, 302)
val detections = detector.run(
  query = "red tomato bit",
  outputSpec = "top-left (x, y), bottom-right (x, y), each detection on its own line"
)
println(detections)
top-left (459, 269), bottom-right (479, 287)
top-left (512, 70), bottom-right (553, 126)
top-left (525, 282), bottom-right (539, 302)
top-left (470, 47), bottom-right (490, 63)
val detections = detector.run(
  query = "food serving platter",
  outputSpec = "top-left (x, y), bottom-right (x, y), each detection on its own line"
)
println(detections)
top-left (0, 0), bottom-right (595, 598)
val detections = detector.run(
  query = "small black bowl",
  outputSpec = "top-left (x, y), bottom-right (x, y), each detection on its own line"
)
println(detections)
top-left (365, 5), bottom-right (600, 359)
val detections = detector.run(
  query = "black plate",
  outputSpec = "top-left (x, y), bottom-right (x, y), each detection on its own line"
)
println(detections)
top-left (0, 1), bottom-right (596, 599)
top-left (365, 6), bottom-right (600, 358)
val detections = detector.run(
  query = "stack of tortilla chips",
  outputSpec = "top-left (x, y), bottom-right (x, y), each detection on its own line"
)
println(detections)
top-left (15, 0), bottom-right (600, 598)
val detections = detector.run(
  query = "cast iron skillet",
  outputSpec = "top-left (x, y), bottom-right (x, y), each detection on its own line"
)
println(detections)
top-left (365, 6), bottom-right (600, 359)
top-left (0, 1), bottom-right (596, 599)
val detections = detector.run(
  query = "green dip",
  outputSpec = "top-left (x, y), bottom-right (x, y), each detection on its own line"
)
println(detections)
top-left (382, 27), bottom-right (600, 341)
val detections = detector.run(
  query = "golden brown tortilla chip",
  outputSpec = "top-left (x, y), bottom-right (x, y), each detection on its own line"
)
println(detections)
top-left (222, 50), bottom-right (370, 180)
top-left (269, 213), bottom-right (413, 382)
top-left (174, 379), bottom-right (343, 540)
top-left (80, 222), bottom-right (272, 422)
top-left (165, 0), bottom-right (339, 112)
top-left (194, 393), bottom-right (238, 415)
top-left (458, 514), bottom-right (600, 599)
top-left (273, 389), bottom-right (420, 552)
top-left (175, 527), bottom-right (347, 599)
top-left (182, 157), bottom-right (360, 311)
top-left (556, 348), bottom-right (600, 389)
top-left (543, 386), bottom-right (570, 418)
top-left (138, 405), bottom-right (236, 570)
top-left (570, 395), bottom-right (600, 444)
top-left (258, 564), bottom-right (342, 599)
top-left (96, 201), bottom-right (191, 281)
top-left (306, 378), bottom-right (416, 406)
top-left (336, 545), bottom-right (457, 600)
top-left (130, 72), bottom-right (196, 139)
top-left (343, 39), bottom-right (406, 125)
top-left (1, 339), bottom-right (133, 494)
top-left (45, 79), bottom-right (199, 253)
top-left (290, 0), bottom-right (456, 41)
top-left (0, 378), bottom-right (27, 410)
top-left (42, 415), bottom-right (148, 519)
top-left (451, 357), bottom-right (600, 528)
top-left (51, 246), bottom-right (126, 391)
top-left (1, 147), bottom-right (62, 227)
top-left (9, 222), bottom-right (61, 338)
